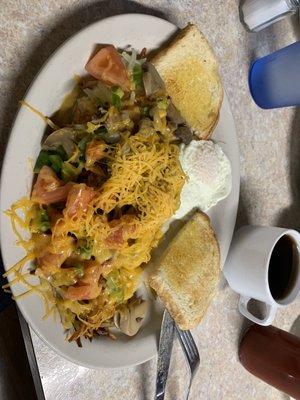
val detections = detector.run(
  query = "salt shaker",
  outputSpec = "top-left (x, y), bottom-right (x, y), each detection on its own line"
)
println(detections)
top-left (241, 0), bottom-right (300, 32)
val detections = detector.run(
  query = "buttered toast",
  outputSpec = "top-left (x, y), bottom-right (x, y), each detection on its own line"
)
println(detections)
top-left (151, 24), bottom-right (223, 139)
top-left (149, 211), bottom-right (220, 330)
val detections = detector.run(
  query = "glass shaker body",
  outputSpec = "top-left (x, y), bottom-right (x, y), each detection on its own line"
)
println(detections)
top-left (241, 0), bottom-right (300, 32)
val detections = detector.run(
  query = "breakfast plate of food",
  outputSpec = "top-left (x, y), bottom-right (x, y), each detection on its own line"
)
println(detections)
top-left (0, 14), bottom-right (239, 368)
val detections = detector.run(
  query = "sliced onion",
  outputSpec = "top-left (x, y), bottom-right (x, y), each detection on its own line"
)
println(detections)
top-left (129, 90), bottom-right (136, 104)
top-left (121, 49), bottom-right (137, 71)
top-left (142, 62), bottom-right (165, 96)
top-left (83, 82), bottom-right (112, 104)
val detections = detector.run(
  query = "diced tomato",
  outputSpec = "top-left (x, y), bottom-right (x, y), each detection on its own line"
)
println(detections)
top-left (105, 215), bottom-right (136, 248)
top-left (65, 260), bottom-right (103, 300)
top-left (85, 45), bottom-right (130, 91)
top-left (36, 252), bottom-right (66, 277)
top-left (105, 226), bottom-right (123, 248)
top-left (64, 183), bottom-right (95, 217)
top-left (36, 236), bottom-right (75, 278)
top-left (31, 166), bottom-right (73, 205)
top-left (85, 139), bottom-right (106, 167)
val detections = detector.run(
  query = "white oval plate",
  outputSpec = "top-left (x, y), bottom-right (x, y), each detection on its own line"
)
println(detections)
top-left (0, 14), bottom-right (240, 369)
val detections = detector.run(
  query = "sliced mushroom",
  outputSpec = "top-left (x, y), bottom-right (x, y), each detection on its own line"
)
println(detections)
top-left (142, 62), bottom-right (165, 97)
top-left (114, 298), bottom-right (148, 336)
top-left (42, 127), bottom-right (77, 157)
top-left (167, 102), bottom-right (185, 126)
top-left (175, 125), bottom-right (194, 145)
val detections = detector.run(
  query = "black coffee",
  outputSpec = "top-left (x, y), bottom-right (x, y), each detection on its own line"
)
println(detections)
top-left (268, 235), bottom-right (298, 300)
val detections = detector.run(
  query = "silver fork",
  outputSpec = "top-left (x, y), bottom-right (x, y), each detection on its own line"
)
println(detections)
top-left (176, 326), bottom-right (200, 400)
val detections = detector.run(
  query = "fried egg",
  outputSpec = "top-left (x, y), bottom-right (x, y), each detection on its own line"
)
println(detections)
top-left (174, 140), bottom-right (232, 219)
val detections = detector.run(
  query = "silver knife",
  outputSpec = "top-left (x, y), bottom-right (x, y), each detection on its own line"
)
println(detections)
top-left (154, 309), bottom-right (175, 400)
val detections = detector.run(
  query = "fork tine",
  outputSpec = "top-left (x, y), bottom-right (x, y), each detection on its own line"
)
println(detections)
top-left (175, 325), bottom-right (200, 400)
top-left (187, 335), bottom-right (199, 359)
top-left (180, 330), bottom-right (199, 361)
top-left (184, 331), bottom-right (198, 351)
top-left (181, 332), bottom-right (194, 357)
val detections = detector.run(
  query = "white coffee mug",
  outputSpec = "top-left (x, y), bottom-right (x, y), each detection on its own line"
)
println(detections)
top-left (224, 226), bottom-right (300, 325)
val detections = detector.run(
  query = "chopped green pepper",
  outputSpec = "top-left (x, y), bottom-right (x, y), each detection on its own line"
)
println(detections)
top-left (74, 263), bottom-right (85, 278)
top-left (157, 98), bottom-right (168, 110)
top-left (39, 209), bottom-right (51, 232)
top-left (111, 86), bottom-right (124, 109)
top-left (61, 162), bottom-right (80, 182)
top-left (34, 146), bottom-right (67, 174)
top-left (48, 154), bottom-right (63, 174)
top-left (76, 239), bottom-right (92, 260)
top-left (34, 150), bottom-right (51, 172)
top-left (105, 270), bottom-right (124, 303)
top-left (54, 145), bottom-right (68, 161)
top-left (132, 64), bottom-right (143, 90)
top-left (51, 266), bottom-right (83, 287)
top-left (31, 208), bottom-right (50, 233)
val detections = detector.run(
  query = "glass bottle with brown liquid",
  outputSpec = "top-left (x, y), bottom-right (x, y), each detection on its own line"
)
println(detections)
top-left (239, 324), bottom-right (300, 398)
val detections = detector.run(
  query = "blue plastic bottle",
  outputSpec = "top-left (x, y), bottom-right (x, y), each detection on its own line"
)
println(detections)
top-left (249, 40), bottom-right (300, 109)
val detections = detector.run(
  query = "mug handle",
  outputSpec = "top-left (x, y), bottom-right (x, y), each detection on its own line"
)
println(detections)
top-left (238, 295), bottom-right (277, 326)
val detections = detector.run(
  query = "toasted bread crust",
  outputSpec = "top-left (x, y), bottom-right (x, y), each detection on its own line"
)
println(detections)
top-left (149, 211), bottom-right (220, 330)
top-left (151, 24), bottom-right (223, 139)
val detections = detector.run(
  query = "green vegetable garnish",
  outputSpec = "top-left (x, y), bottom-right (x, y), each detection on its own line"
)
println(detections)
top-left (31, 208), bottom-right (50, 233)
top-left (78, 135), bottom-right (92, 153)
top-left (105, 270), bottom-right (124, 303)
top-left (51, 266), bottom-right (84, 287)
top-left (111, 86), bottom-right (124, 109)
top-left (48, 154), bottom-right (63, 173)
top-left (39, 209), bottom-right (51, 232)
top-left (157, 98), bottom-right (168, 110)
top-left (61, 162), bottom-right (81, 182)
top-left (34, 146), bottom-right (67, 174)
top-left (74, 263), bottom-right (85, 278)
top-left (132, 64), bottom-right (143, 90)
top-left (54, 145), bottom-right (68, 161)
top-left (34, 150), bottom-right (51, 172)
top-left (76, 239), bottom-right (92, 260)
top-left (113, 87), bottom-right (124, 98)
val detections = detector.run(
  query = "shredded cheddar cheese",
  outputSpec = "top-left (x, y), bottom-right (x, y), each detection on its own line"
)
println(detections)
top-left (5, 128), bottom-right (185, 341)
top-left (4, 50), bottom-right (186, 343)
